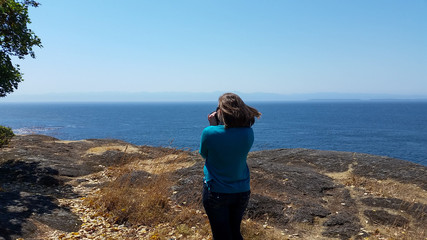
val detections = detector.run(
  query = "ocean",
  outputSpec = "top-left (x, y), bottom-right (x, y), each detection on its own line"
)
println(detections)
top-left (0, 101), bottom-right (426, 166)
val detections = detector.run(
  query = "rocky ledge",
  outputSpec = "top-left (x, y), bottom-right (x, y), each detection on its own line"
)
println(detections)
top-left (0, 135), bottom-right (426, 240)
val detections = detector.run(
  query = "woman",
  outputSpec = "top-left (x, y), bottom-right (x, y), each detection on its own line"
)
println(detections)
top-left (200, 93), bottom-right (261, 240)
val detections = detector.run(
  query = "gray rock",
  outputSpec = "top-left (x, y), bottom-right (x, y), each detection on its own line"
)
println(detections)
top-left (1, 135), bottom-right (426, 239)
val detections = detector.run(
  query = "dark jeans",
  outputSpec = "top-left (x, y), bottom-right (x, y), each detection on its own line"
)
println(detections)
top-left (202, 185), bottom-right (250, 240)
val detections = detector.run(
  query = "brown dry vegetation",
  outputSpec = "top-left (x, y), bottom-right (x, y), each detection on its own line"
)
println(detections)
top-left (82, 148), bottom-right (207, 239)
top-left (325, 163), bottom-right (427, 240)
top-left (81, 147), bottom-right (291, 240)
top-left (81, 146), bottom-right (427, 240)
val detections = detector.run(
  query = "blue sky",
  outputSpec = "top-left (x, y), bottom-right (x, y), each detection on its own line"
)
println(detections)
top-left (9, 0), bottom-right (427, 100)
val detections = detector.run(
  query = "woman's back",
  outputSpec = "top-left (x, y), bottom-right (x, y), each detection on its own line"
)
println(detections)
top-left (200, 125), bottom-right (253, 193)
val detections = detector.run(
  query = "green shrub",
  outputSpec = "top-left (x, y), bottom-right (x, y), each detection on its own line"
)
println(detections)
top-left (0, 126), bottom-right (14, 148)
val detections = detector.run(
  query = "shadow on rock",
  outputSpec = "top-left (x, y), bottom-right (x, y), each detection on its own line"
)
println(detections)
top-left (0, 160), bottom-right (81, 240)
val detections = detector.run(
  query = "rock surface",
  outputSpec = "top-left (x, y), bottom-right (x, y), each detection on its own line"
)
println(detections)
top-left (0, 135), bottom-right (426, 239)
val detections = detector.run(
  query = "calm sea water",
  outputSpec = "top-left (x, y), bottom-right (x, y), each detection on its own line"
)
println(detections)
top-left (0, 101), bottom-right (426, 166)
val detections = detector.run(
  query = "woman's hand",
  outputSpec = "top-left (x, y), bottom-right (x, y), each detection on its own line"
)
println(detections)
top-left (208, 112), bottom-right (218, 126)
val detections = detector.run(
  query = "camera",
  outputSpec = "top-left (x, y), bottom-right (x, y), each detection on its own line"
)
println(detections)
top-left (210, 107), bottom-right (220, 124)
top-left (214, 112), bottom-right (220, 123)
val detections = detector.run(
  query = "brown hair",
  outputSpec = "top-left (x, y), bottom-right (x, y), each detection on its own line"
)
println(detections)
top-left (217, 93), bottom-right (261, 128)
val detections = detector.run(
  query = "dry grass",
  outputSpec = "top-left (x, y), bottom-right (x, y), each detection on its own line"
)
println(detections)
top-left (85, 168), bottom-right (172, 226)
top-left (241, 219), bottom-right (286, 240)
top-left (81, 147), bottom-right (294, 239)
top-left (363, 226), bottom-right (426, 240)
top-left (85, 145), bottom-right (142, 155)
top-left (343, 175), bottom-right (427, 205)
top-left (170, 206), bottom-right (212, 239)
top-left (346, 175), bottom-right (427, 240)
top-left (325, 164), bottom-right (427, 240)
top-left (84, 147), bottom-right (178, 227)
top-left (287, 218), bottom-right (330, 239)
top-left (128, 152), bottom-right (195, 175)
top-left (83, 149), bottom-right (213, 239)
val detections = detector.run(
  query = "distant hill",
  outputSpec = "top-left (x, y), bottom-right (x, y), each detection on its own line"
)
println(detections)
top-left (2, 91), bottom-right (427, 102)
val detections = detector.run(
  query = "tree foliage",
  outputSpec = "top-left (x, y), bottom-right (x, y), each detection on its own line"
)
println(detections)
top-left (0, 0), bottom-right (41, 97)
top-left (0, 125), bottom-right (14, 147)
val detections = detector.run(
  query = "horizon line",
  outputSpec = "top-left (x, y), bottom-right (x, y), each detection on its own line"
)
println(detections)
top-left (1, 91), bottom-right (427, 103)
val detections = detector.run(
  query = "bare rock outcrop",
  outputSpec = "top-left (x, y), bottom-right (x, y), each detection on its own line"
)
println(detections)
top-left (1, 135), bottom-right (426, 239)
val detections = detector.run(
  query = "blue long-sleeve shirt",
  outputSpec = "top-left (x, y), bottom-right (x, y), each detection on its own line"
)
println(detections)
top-left (199, 125), bottom-right (254, 193)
